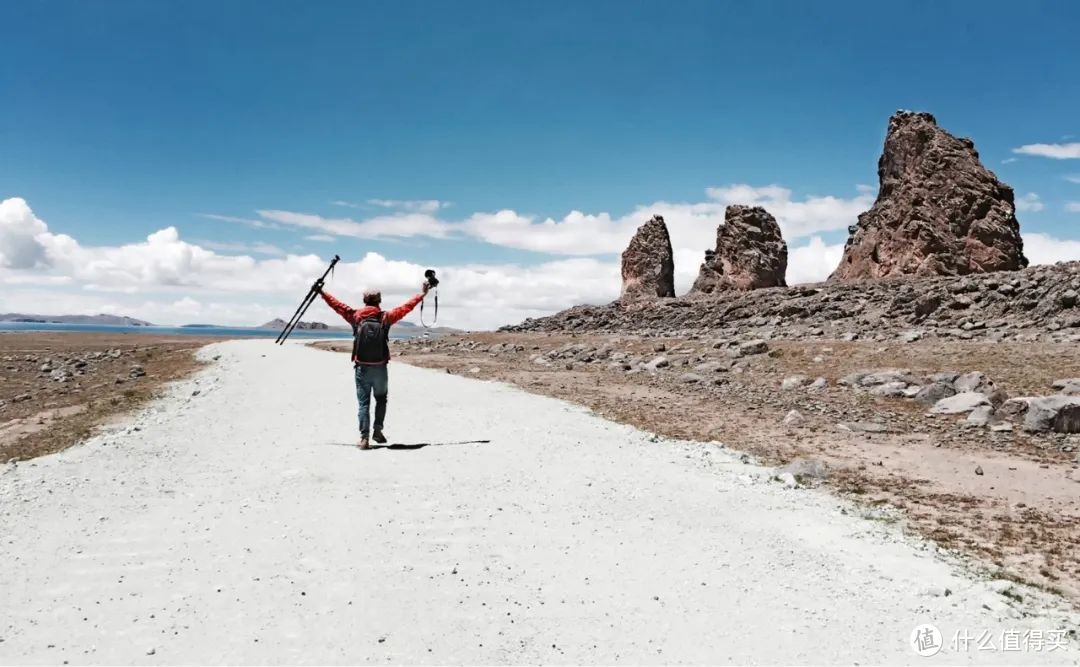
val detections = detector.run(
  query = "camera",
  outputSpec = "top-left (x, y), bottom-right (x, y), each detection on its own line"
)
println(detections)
top-left (424, 269), bottom-right (439, 288)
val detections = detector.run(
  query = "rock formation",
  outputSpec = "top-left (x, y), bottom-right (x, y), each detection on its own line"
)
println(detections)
top-left (830, 110), bottom-right (1028, 282)
top-left (690, 205), bottom-right (788, 294)
top-left (620, 215), bottom-right (675, 303)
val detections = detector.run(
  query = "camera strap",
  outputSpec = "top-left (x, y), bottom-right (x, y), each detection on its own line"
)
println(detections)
top-left (420, 288), bottom-right (438, 328)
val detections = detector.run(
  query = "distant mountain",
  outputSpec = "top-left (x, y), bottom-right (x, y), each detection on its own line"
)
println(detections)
top-left (258, 318), bottom-right (339, 331)
top-left (257, 317), bottom-right (461, 335)
top-left (0, 312), bottom-right (154, 326)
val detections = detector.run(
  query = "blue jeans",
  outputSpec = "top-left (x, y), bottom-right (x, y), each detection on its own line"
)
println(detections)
top-left (354, 364), bottom-right (389, 437)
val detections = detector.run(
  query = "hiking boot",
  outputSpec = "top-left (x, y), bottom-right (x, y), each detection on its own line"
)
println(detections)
top-left (372, 430), bottom-right (387, 444)
top-left (358, 436), bottom-right (371, 450)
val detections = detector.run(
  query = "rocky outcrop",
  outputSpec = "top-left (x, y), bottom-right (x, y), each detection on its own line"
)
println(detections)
top-left (505, 260), bottom-right (1080, 342)
top-left (831, 111), bottom-right (1028, 282)
top-left (690, 205), bottom-right (787, 294)
top-left (620, 215), bottom-right (675, 303)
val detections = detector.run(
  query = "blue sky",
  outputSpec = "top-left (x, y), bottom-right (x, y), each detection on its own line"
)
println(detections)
top-left (2, 0), bottom-right (1079, 328)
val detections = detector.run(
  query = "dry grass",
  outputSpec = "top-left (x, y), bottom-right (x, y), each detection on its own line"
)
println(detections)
top-left (0, 332), bottom-right (213, 462)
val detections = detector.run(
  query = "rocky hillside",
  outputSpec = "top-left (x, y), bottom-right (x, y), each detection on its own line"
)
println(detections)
top-left (504, 260), bottom-right (1080, 342)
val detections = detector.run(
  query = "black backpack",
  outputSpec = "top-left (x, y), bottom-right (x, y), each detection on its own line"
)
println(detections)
top-left (352, 313), bottom-right (390, 363)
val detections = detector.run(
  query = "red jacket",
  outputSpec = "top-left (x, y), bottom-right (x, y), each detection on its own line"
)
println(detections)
top-left (321, 290), bottom-right (425, 363)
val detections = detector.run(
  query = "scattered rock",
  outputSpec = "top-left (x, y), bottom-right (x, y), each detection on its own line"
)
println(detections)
top-left (838, 421), bottom-right (892, 433)
top-left (736, 339), bottom-right (769, 357)
top-left (966, 405), bottom-right (994, 427)
top-left (778, 457), bottom-right (828, 483)
top-left (1006, 395), bottom-right (1080, 433)
top-left (782, 409), bottom-right (805, 426)
top-left (1051, 378), bottom-right (1080, 396)
top-left (807, 377), bottom-right (828, 391)
top-left (929, 392), bottom-right (990, 415)
top-left (775, 472), bottom-right (798, 488)
top-left (954, 371), bottom-right (993, 394)
top-left (781, 375), bottom-right (809, 391)
top-left (645, 356), bottom-right (670, 371)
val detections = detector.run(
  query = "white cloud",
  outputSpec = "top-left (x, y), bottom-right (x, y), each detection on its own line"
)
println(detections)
top-left (1012, 143), bottom-right (1080, 159)
top-left (1067, 202), bottom-right (1080, 213)
top-left (1001, 157), bottom-right (1018, 164)
top-left (0, 197), bottom-right (51, 269)
top-left (787, 237), bottom-right (846, 284)
top-left (0, 197), bottom-right (615, 330)
top-left (217, 184), bottom-right (874, 261)
top-left (1065, 175), bottom-right (1080, 184)
top-left (304, 234), bottom-right (336, 242)
top-left (1023, 233), bottom-right (1080, 265)
top-left (1015, 193), bottom-right (1044, 212)
top-left (198, 213), bottom-right (280, 230)
top-left (195, 240), bottom-right (286, 256)
top-left (367, 199), bottom-right (450, 214)
top-left (256, 209), bottom-right (454, 240)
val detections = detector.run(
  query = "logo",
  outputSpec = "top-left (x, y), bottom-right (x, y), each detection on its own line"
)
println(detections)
top-left (911, 624), bottom-right (943, 657)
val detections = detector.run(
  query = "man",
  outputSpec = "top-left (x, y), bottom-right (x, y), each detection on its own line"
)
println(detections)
top-left (319, 282), bottom-right (429, 449)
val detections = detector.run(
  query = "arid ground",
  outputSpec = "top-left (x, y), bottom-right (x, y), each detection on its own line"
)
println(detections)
top-left (0, 332), bottom-right (214, 462)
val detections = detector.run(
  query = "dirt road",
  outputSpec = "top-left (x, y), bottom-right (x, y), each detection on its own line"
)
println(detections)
top-left (1, 340), bottom-right (1076, 664)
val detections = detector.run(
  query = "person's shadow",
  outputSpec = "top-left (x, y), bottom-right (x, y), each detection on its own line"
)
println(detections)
top-left (324, 440), bottom-right (491, 451)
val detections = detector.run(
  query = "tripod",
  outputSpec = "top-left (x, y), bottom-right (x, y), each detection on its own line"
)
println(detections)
top-left (275, 255), bottom-right (340, 345)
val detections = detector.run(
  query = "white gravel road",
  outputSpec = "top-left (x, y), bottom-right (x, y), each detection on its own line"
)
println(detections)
top-left (1, 340), bottom-right (1077, 665)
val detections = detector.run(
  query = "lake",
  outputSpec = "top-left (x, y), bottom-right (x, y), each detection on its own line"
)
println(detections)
top-left (0, 322), bottom-right (419, 339)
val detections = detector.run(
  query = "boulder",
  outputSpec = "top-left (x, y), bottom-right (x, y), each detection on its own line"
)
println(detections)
top-left (966, 405), bottom-right (994, 427)
top-left (929, 391), bottom-right (991, 415)
top-left (690, 205), bottom-right (788, 293)
top-left (858, 369), bottom-right (918, 387)
top-left (782, 409), bottom-right (805, 426)
top-left (1003, 396), bottom-right (1080, 433)
top-left (778, 457), bottom-right (828, 482)
top-left (736, 339), bottom-right (769, 357)
top-left (954, 371), bottom-right (994, 394)
top-left (915, 382), bottom-right (957, 405)
top-left (830, 111), bottom-right (1028, 282)
top-left (1051, 378), bottom-right (1080, 396)
top-left (781, 375), bottom-right (810, 390)
top-left (620, 215), bottom-right (675, 303)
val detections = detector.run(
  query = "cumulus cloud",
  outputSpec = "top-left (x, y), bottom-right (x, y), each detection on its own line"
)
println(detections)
top-left (787, 237), bottom-right (846, 284)
top-left (1015, 193), bottom-right (1045, 212)
top-left (304, 234), bottom-right (336, 242)
top-left (1012, 143), bottom-right (1080, 159)
top-left (0, 197), bottom-right (53, 269)
top-left (0, 197), bottom-right (616, 329)
top-left (1023, 232), bottom-right (1080, 265)
top-left (1065, 175), bottom-right (1080, 184)
top-left (1067, 202), bottom-right (1080, 213)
